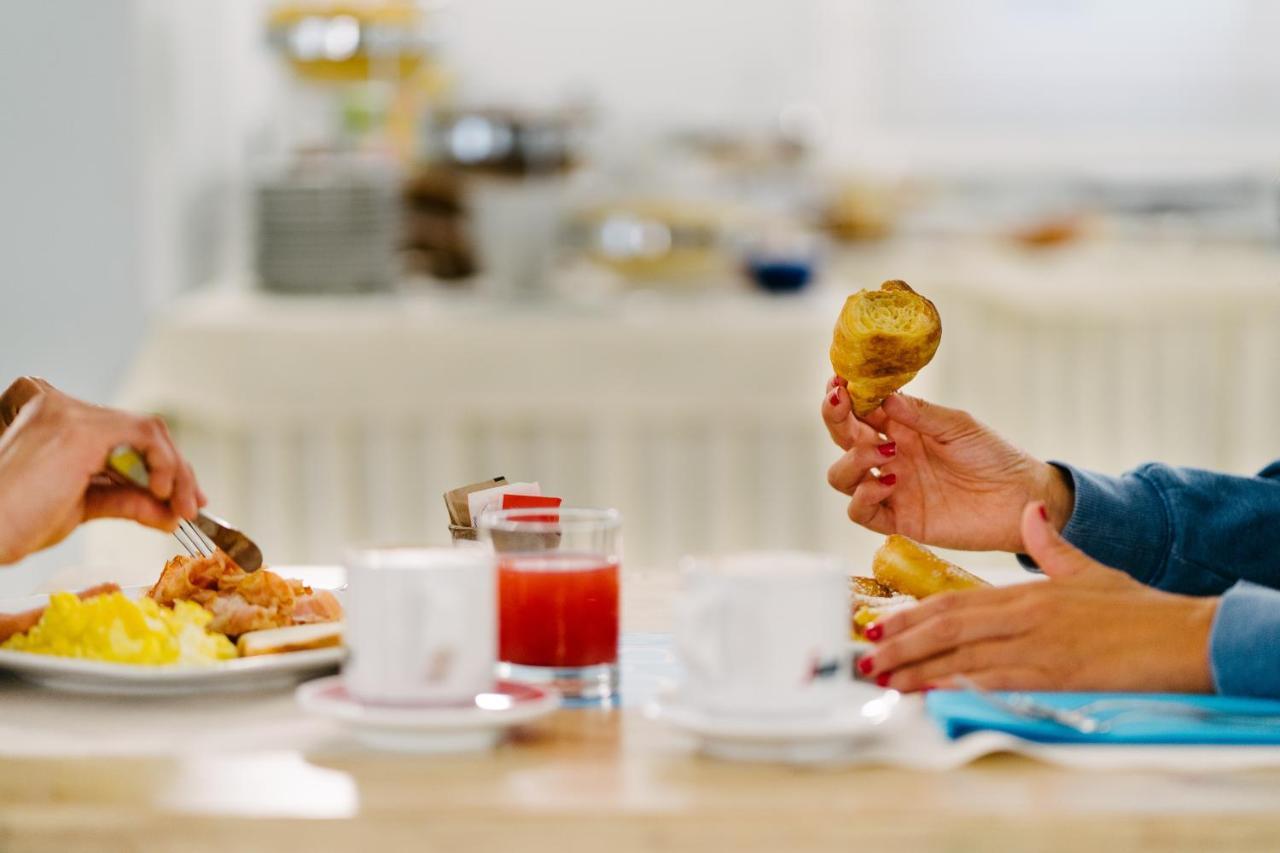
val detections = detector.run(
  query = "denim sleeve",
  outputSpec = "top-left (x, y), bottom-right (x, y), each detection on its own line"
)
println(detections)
top-left (1024, 461), bottom-right (1280, 596)
top-left (1210, 582), bottom-right (1280, 698)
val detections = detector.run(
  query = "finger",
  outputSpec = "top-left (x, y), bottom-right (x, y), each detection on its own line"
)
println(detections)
top-left (858, 405), bottom-right (891, 434)
top-left (1020, 501), bottom-right (1117, 585)
top-left (827, 443), bottom-right (898, 495)
top-left (0, 376), bottom-right (49, 429)
top-left (827, 375), bottom-right (847, 391)
top-left (822, 384), bottom-right (858, 450)
top-left (871, 584), bottom-right (1029, 640)
top-left (882, 639), bottom-right (1021, 692)
top-left (171, 458), bottom-right (199, 520)
top-left (123, 414), bottom-right (178, 502)
top-left (881, 393), bottom-right (975, 441)
top-left (846, 476), bottom-right (899, 530)
top-left (863, 604), bottom-right (1033, 677)
top-left (83, 485), bottom-right (180, 531)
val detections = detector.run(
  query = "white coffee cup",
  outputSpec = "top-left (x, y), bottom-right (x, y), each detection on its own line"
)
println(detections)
top-left (675, 552), bottom-right (851, 717)
top-left (343, 547), bottom-right (496, 705)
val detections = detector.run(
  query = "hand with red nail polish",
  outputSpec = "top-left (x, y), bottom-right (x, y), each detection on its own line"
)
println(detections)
top-left (821, 383), bottom-right (1075, 552)
top-left (864, 623), bottom-right (884, 642)
top-left (853, 502), bottom-right (1219, 695)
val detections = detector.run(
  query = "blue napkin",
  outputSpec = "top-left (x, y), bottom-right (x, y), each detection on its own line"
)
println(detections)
top-left (926, 691), bottom-right (1280, 745)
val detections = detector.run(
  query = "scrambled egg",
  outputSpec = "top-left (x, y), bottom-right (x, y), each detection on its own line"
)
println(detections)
top-left (2, 592), bottom-right (236, 665)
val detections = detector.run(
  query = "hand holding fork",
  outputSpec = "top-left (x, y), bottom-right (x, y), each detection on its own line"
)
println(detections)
top-left (0, 376), bottom-right (206, 565)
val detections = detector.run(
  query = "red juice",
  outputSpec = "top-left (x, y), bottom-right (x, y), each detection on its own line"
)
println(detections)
top-left (497, 553), bottom-right (620, 668)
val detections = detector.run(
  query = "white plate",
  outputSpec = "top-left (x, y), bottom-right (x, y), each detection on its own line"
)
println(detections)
top-left (0, 585), bottom-right (344, 696)
top-left (296, 677), bottom-right (560, 754)
top-left (647, 684), bottom-right (902, 765)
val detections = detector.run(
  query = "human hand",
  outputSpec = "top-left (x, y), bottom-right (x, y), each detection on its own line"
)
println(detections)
top-left (859, 502), bottom-right (1218, 694)
top-left (822, 376), bottom-right (1073, 552)
top-left (0, 377), bottom-right (206, 565)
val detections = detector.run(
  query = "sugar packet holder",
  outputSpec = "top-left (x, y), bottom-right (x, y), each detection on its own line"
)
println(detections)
top-left (444, 476), bottom-right (507, 542)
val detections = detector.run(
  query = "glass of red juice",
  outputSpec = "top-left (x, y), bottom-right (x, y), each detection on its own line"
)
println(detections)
top-left (479, 508), bottom-right (621, 702)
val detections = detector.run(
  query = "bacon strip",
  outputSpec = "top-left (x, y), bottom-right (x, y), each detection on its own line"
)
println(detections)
top-left (146, 553), bottom-right (341, 637)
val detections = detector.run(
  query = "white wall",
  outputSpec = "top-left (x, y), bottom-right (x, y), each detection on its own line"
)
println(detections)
top-left (0, 0), bottom-right (147, 594)
top-left (439, 0), bottom-right (1280, 173)
top-left (0, 0), bottom-right (256, 594)
top-left (821, 0), bottom-right (1280, 173)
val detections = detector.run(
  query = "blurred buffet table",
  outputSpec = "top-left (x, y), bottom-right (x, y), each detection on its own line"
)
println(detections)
top-left (4, 566), bottom-right (1280, 852)
top-left (93, 238), bottom-right (1280, 574)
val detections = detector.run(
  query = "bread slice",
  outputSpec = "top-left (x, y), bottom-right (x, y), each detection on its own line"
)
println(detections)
top-left (236, 622), bottom-right (344, 657)
top-left (830, 280), bottom-right (941, 415)
top-left (872, 535), bottom-right (987, 598)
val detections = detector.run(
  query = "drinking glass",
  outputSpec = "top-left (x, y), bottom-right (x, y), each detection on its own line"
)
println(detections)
top-left (478, 508), bottom-right (621, 702)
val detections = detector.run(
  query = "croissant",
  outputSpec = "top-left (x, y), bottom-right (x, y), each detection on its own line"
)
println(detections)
top-left (871, 535), bottom-right (988, 599)
top-left (830, 280), bottom-right (941, 415)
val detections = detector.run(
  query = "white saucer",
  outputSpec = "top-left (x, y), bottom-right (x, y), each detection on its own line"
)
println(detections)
top-left (647, 685), bottom-right (902, 765)
top-left (296, 677), bottom-right (561, 754)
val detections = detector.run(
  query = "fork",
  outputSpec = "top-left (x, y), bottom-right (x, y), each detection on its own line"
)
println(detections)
top-left (105, 445), bottom-right (264, 572)
top-left (1071, 698), bottom-right (1280, 730)
top-left (955, 677), bottom-right (1280, 735)
top-left (954, 676), bottom-right (1104, 734)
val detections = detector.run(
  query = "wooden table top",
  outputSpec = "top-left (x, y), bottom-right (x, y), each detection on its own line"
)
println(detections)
top-left (2, 572), bottom-right (1279, 852)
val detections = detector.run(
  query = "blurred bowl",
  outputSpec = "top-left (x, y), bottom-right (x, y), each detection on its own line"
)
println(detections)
top-left (425, 108), bottom-right (583, 178)
top-left (565, 199), bottom-right (735, 286)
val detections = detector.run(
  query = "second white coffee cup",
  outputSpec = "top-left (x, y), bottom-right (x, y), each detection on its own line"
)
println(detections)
top-left (343, 546), bottom-right (496, 705)
top-left (675, 551), bottom-right (851, 717)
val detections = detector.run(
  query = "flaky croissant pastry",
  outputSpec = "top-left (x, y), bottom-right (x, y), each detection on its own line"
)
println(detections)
top-left (830, 280), bottom-right (941, 415)
top-left (872, 534), bottom-right (988, 599)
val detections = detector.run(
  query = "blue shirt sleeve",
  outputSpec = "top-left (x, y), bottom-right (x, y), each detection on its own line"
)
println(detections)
top-left (1210, 582), bottom-right (1280, 697)
top-left (1038, 460), bottom-right (1280, 595)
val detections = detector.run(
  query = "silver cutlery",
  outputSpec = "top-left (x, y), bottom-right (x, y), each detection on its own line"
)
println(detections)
top-left (954, 676), bottom-right (1104, 734)
top-left (955, 676), bottom-right (1280, 734)
top-left (105, 445), bottom-right (264, 572)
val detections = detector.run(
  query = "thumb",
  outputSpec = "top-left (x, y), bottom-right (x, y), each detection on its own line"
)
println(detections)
top-left (1020, 501), bottom-right (1105, 582)
top-left (881, 394), bottom-right (974, 439)
top-left (83, 485), bottom-right (180, 532)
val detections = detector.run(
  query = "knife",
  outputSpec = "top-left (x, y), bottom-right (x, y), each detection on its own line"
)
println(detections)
top-left (105, 445), bottom-right (264, 573)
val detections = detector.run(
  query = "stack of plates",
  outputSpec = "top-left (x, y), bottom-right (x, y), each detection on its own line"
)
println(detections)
top-left (256, 166), bottom-right (401, 294)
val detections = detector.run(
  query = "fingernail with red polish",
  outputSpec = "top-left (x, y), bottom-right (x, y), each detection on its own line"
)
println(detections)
top-left (877, 442), bottom-right (897, 458)
top-left (1039, 504), bottom-right (1049, 521)
top-left (865, 623), bottom-right (884, 642)
top-left (828, 389), bottom-right (840, 407)
top-left (880, 473), bottom-right (897, 486)
top-left (875, 673), bottom-right (892, 688)
top-left (857, 656), bottom-right (874, 675)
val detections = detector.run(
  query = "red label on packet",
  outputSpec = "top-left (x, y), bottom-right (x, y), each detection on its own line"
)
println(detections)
top-left (502, 493), bottom-right (562, 522)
